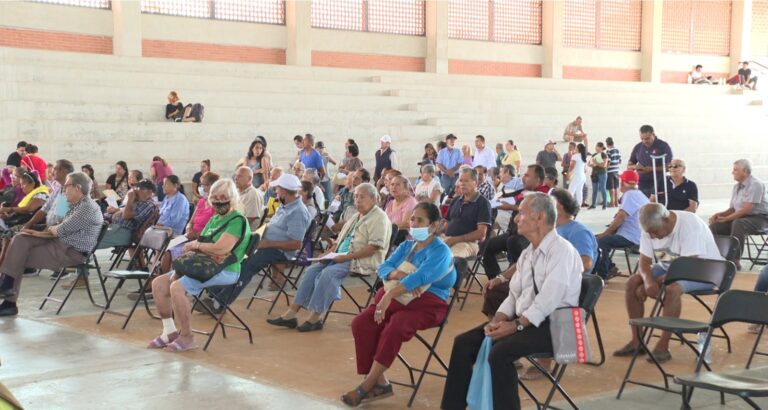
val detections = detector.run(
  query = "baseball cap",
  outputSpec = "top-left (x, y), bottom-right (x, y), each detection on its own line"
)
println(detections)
top-left (137, 179), bottom-right (156, 191)
top-left (445, 134), bottom-right (457, 141)
top-left (380, 135), bottom-right (392, 143)
top-left (620, 170), bottom-right (639, 185)
top-left (315, 141), bottom-right (325, 149)
top-left (270, 174), bottom-right (302, 191)
top-left (544, 139), bottom-right (556, 146)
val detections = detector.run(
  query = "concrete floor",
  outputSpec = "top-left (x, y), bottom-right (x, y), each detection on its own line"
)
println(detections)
top-left (2, 198), bottom-right (768, 409)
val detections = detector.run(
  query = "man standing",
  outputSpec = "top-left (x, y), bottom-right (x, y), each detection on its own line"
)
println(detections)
top-left (441, 193), bottom-right (582, 410)
top-left (298, 134), bottom-right (325, 181)
top-left (709, 159), bottom-right (768, 270)
top-left (471, 135), bottom-right (496, 172)
top-left (594, 170), bottom-right (649, 279)
top-left (536, 140), bottom-right (562, 170)
top-left (614, 203), bottom-right (723, 362)
top-left (235, 166), bottom-right (264, 230)
top-left (373, 135), bottom-right (398, 183)
top-left (563, 116), bottom-right (589, 148)
top-left (605, 137), bottom-right (622, 207)
top-left (6, 142), bottom-right (26, 167)
top-left (435, 134), bottom-right (462, 195)
top-left (628, 125), bottom-right (673, 197)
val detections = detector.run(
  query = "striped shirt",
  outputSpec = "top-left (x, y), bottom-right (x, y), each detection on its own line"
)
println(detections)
top-left (607, 147), bottom-right (622, 174)
top-left (56, 197), bottom-right (104, 253)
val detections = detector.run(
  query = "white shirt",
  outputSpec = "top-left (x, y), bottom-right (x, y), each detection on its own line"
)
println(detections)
top-left (498, 229), bottom-right (582, 327)
top-left (639, 211), bottom-right (724, 270)
top-left (414, 178), bottom-right (443, 206)
top-left (312, 186), bottom-right (327, 211)
top-left (472, 146), bottom-right (497, 171)
top-left (238, 185), bottom-right (265, 231)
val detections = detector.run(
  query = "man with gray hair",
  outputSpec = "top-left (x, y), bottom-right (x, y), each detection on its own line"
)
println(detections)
top-left (0, 171), bottom-right (103, 316)
top-left (302, 168), bottom-right (326, 211)
top-left (614, 202), bottom-right (722, 363)
top-left (709, 159), bottom-right (768, 270)
top-left (441, 192), bottom-right (582, 409)
top-left (440, 167), bottom-right (492, 258)
top-left (234, 166), bottom-right (264, 230)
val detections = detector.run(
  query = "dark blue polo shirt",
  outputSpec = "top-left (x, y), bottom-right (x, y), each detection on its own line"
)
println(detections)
top-left (629, 137), bottom-right (673, 192)
top-left (445, 193), bottom-right (492, 237)
top-left (657, 176), bottom-right (698, 211)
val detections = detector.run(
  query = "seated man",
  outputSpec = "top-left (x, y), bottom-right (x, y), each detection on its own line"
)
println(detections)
top-left (499, 164), bottom-right (523, 193)
top-left (216, 174), bottom-right (311, 307)
top-left (0, 172), bottom-right (103, 316)
top-left (709, 159), bottom-right (768, 270)
top-left (234, 166), bottom-right (264, 230)
top-left (739, 61), bottom-right (758, 90)
top-left (482, 165), bottom-right (549, 279)
top-left (563, 116), bottom-right (589, 148)
top-left (267, 183), bottom-right (390, 332)
top-left (20, 159), bottom-right (74, 232)
top-left (441, 193), bottom-right (582, 410)
top-left (614, 203), bottom-right (723, 363)
top-left (543, 167), bottom-right (559, 193)
top-left (689, 64), bottom-right (713, 84)
top-left (99, 179), bottom-right (158, 249)
top-left (474, 165), bottom-right (495, 202)
top-left (440, 167), bottom-right (492, 259)
top-left (652, 159), bottom-right (698, 212)
top-left (595, 170), bottom-right (648, 279)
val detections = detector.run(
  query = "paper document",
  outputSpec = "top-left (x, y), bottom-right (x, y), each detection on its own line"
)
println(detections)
top-left (490, 196), bottom-right (515, 209)
top-left (166, 236), bottom-right (189, 250)
top-left (308, 252), bottom-right (348, 262)
top-left (328, 200), bottom-right (341, 213)
top-left (325, 215), bottom-right (336, 229)
top-left (105, 196), bottom-right (119, 209)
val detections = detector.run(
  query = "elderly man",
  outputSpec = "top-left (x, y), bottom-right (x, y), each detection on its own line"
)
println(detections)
top-left (216, 174), bottom-right (311, 307)
top-left (499, 164), bottom-right (523, 193)
top-left (373, 135), bottom-right (398, 183)
top-left (0, 172), bottom-right (103, 316)
top-left (709, 159), bottom-right (768, 270)
top-left (474, 165), bottom-right (495, 202)
top-left (652, 159), bottom-right (698, 212)
top-left (292, 161), bottom-right (305, 178)
top-left (563, 116), bottom-right (589, 148)
top-left (234, 166), bottom-right (264, 230)
top-left (614, 203), bottom-right (723, 362)
top-left (628, 125), bottom-right (674, 197)
top-left (471, 135), bottom-right (496, 172)
top-left (436, 134), bottom-right (463, 195)
top-left (441, 193), bottom-right (582, 410)
top-left (99, 179), bottom-right (158, 249)
top-left (332, 168), bottom-right (370, 230)
top-left (536, 140), bottom-right (562, 170)
top-left (595, 170), bottom-right (649, 279)
top-left (440, 167), bottom-right (492, 259)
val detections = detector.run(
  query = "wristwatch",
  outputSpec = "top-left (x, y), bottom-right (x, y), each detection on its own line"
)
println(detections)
top-left (514, 319), bottom-right (524, 332)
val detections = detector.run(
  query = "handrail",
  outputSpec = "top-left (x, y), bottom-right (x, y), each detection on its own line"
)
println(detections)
top-left (747, 60), bottom-right (768, 76)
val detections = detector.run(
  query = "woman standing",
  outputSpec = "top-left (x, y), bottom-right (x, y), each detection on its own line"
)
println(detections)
top-left (567, 144), bottom-right (587, 206)
top-left (500, 140), bottom-right (522, 175)
top-left (150, 156), bottom-right (174, 201)
top-left (422, 143), bottom-right (437, 165)
top-left (236, 137), bottom-right (271, 191)
top-left (589, 142), bottom-right (608, 210)
top-left (461, 145), bottom-right (473, 166)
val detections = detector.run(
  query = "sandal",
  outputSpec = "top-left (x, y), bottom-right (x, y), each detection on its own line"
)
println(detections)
top-left (362, 384), bottom-right (394, 403)
top-left (340, 385), bottom-right (368, 407)
top-left (147, 332), bottom-right (178, 349)
top-left (165, 338), bottom-right (198, 353)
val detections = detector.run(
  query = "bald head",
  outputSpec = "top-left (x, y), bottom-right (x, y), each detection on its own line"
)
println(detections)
top-left (235, 166), bottom-right (254, 190)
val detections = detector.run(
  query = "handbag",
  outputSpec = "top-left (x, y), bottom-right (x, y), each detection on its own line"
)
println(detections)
top-left (172, 214), bottom-right (248, 283)
top-left (382, 243), bottom-right (431, 305)
top-left (531, 267), bottom-right (591, 364)
top-left (466, 336), bottom-right (494, 410)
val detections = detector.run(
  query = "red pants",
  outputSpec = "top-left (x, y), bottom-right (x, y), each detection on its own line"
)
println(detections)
top-left (351, 288), bottom-right (448, 374)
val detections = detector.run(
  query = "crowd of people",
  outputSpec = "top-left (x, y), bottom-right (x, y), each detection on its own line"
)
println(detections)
top-left (0, 120), bottom-right (765, 409)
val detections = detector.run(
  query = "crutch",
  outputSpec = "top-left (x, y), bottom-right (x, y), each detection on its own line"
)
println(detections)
top-left (650, 153), bottom-right (668, 206)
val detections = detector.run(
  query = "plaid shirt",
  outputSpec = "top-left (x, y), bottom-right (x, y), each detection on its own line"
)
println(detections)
top-left (477, 179), bottom-right (496, 202)
top-left (56, 197), bottom-right (104, 253)
top-left (115, 199), bottom-right (155, 232)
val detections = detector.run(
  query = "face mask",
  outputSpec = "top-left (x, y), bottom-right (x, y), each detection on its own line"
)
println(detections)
top-left (410, 227), bottom-right (431, 242)
top-left (212, 201), bottom-right (230, 215)
top-left (197, 186), bottom-right (206, 197)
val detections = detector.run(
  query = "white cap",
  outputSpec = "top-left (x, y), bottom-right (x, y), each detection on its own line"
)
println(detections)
top-left (380, 135), bottom-right (392, 143)
top-left (270, 174), bottom-right (302, 191)
top-left (545, 139), bottom-right (556, 146)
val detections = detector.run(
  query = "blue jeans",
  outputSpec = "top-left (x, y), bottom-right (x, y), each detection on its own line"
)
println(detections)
top-left (440, 173), bottom-right (457, 196)
top-left (321, 180), bottom-right (332, 204)
top-left (756, 265), bottom-right (768, 292)
top-left (591, 173), bottom-right (607, 207)
top-left (293, 260), bottom-right (352, 314)
top-left (216, 247), bottom-right (287, 305)
top-left (651, 264), bottom-right (713, 293)
top-left (596, 234), bottom-right (635, 278)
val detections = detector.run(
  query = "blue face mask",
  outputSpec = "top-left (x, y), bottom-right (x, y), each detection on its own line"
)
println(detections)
top-left (410, 227), bottom-right (431, 242)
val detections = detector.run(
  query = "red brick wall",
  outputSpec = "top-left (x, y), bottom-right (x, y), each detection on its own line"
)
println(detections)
top-left (142, 39), bottom-right (286, 65)
top-left (0, 27), bottom-right (112, 54)
top-left (448, 59), bottom-right (542, 77)
top-left (312, 51), bottom-right (425, 72)
top-left (563, 66), bottom-right (641, 81)
top-left (661, 70), bottom-right (729, 83)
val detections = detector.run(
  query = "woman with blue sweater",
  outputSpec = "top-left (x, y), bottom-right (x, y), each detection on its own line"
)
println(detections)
top-left (341, 202), bottom-right (457, 407)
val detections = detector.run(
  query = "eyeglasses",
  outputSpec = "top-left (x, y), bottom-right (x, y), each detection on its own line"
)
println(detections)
top-left (668, 165), bottom-right (683, 169)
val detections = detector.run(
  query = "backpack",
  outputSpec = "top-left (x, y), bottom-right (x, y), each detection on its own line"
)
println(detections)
top-left (188, 103), bottom-right (205, 122)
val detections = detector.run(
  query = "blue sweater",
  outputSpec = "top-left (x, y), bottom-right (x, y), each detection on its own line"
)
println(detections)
top-left (378, 238), bottom-right (457, 301)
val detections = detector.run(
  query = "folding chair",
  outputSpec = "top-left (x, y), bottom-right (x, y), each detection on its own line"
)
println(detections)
top-left (190, 232), bottom-right (260, 351)
top-left (518, 274), bottom-right (605, 410)
top-left (617, 257), bottom-right (736, 399)
top-left (675, 290), bottom-right (768, 410)
top-left (744, 230), bottom-right (768, 270)
top-left (585, 249), bottom-right (607, 367)
top-left (96, 226), bottom-right (172, 329)
top-left (458, 222), bottom-right (495, 310)
top-left (608, 245), bottom-right (639, 277)
top-left (747, 321), bottom-right (767, 370)
top-left (247, 220), bottom-right (317, 313)
top-left (391, 258), bottom-right (468, 407)
top-left (323, 223), bottom-right (398, 323)
top-left (39, 223), bottom-right (110, 315)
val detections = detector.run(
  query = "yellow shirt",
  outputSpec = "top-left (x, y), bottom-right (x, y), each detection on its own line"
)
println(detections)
top-left (501, 150), bottom-right (521, 166)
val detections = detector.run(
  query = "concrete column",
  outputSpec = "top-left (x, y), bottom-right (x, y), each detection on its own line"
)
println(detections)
top-left (542, 0), bottom-right (563, 79)
top-left (112, 0), bottom-right (142, 57)
top-left (286, 0), bottom-right (312, 67)
top-left (425, 0), bottom-right (448, 74)
top-left (640, 0), bottom-right (663, 82)
top-left (730, 0), bottom-right (752, 72)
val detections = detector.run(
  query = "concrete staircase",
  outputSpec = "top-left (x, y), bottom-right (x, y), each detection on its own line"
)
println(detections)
top-left (1, 47), bottom-right (766, 199)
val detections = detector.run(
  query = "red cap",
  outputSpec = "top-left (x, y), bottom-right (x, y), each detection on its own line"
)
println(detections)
top-left (620, 170), bottom-right (639, 185)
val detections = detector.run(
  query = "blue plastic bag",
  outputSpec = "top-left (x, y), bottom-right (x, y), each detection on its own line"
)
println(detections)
top-left (466, 336), bottom-right (494, 410)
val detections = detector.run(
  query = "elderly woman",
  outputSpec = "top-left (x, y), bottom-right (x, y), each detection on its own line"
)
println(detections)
top-left (149, 179), bottom-right (250, 352)
top-left (302, 168), bottom-right (326, 211)
top-left (385, 175), bottom-right (417, 246)
top-left (341, 202), bottom-right (457, 406)
top-left (414, 163), bottom-right (443, 206)
top-left (235, 137), bottom-right (271, 191)
top-left (156, 175), bottom-right (190, 237)
top-left (300, 180), bottom-right (319, 220)
top-left (267, 183), bottom-right (391, 332)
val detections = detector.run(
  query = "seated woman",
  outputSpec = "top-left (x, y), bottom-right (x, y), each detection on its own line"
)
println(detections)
top-left (81, 164), bottom-right (103, 201)
top-left (300, 180), bottom-right (319, 220)
top-left (267, 183), bottom-right (391, 332)
top-left (156, 175), bottom-right (190, 237)
top-left (385, 175), bottom-right (417, 245)
top-left (165, 91), bottom-right (184, 121)
top-left (0, 171), bottom-right (49, 233)
top-left (341, 202), bottom-right (457, 406)
top-left (149, 179), bottom-right (249, 352)
top-left (414, 163), bottom-right (442, 207)
top-left (191, 159), bottom-right (210, 202)
top-left (105, 161), bottom-right (130, 202)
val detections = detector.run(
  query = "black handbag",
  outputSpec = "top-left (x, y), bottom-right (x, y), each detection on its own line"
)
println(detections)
top-left (172, 214), bottom-right (248, 282)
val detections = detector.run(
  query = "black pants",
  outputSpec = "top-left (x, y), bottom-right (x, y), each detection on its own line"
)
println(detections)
top-left (481, 233), bottom-right (530, 278)
top-left (215, 248), bottom-right (287, 305)
top-left (441, 322), bottom-right (553, 410)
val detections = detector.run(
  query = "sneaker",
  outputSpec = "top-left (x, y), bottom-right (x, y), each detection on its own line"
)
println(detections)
top-left (61, 276), bottom-right (87, 289)
top-left (0, 305), bottom-right (18, 317)
top-left (127, 291), bottom-right (153, 301)
top-left (50, 270), bottom-right (70, 281)
top-left (22, 268), bottom-right (39, 277)
top-left (0, 289), bottom-right (16, 299)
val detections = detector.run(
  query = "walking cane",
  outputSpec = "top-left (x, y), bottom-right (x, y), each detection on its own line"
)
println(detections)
top-left (650, 154), bottom-right (668, 207)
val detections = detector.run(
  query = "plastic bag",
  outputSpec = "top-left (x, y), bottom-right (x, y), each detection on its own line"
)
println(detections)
top-left (466, 336), bottom-right (494, 410)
